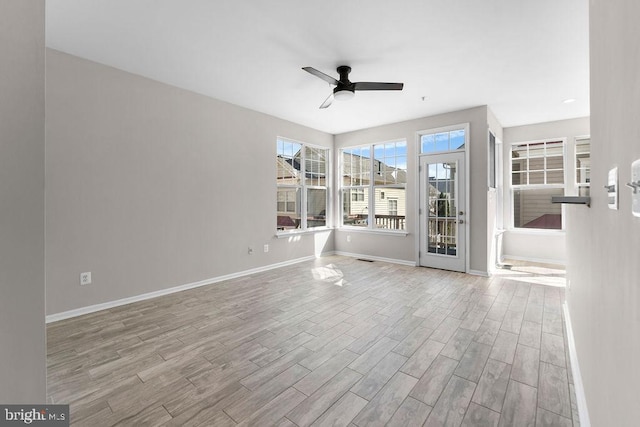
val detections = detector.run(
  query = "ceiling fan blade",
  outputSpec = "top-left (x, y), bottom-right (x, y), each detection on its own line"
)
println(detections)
top-left (303, 67), bottom-right (340, 86)
top-left (353, 82), bottom-right (404, 91)
top-left (319, 92), bottom-right (334, 109)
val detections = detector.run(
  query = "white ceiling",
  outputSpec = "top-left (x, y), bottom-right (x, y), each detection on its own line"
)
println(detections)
top-left (46, 0), bottom-right (589, 135)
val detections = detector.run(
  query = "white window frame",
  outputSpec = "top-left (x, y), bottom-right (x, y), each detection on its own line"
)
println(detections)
top-left (276, 137), bottom-right (330, 234)
top-left (574, 135), bottom-right (591, 195)
top-left (508, 138), bottom-right (567, 232)
top-left (490, 131), bottom-right (505, 230)
top-left (340, 139), bottom-right (408, 234)
top-left (418, 124), bottom-right (467, 155)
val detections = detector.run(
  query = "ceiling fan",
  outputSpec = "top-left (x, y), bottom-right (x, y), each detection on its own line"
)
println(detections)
top-left (302, 65), bottom-right (404, 109)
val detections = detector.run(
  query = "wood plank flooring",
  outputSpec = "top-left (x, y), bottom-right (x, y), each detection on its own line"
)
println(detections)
top-left (47, 256), bottom-right (579, 426)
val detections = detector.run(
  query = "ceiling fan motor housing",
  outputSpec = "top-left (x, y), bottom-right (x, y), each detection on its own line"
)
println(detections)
top-left (337, 66), bottom-right (352, 83)
top-left (334, 66), bottom-right (355, 98)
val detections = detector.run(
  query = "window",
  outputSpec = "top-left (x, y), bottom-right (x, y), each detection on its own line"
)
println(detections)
top-left (277, 189), bottom-right (298, 213)
top-left (352, 188), bottom-right (365, 202)
top-left (341, 140), bottom-right (407, 231)
top-left (511, 140), bottom-right (565, 230)
top-left (575, 137), bottom-right (591, 196)
top-left (276, 138), bottom-right (328, 231)
top-left (421, 128), bottom-right (465, 154)
top-left (388, 199), bottom-right (398, 216)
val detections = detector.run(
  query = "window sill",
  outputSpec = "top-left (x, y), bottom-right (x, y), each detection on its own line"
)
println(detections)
top-left (506, 228), bottom-right (565, 235)
top-left (275, 227), bottom-right (333, 239)
top-left (337, 227), bottom-right (409, 237)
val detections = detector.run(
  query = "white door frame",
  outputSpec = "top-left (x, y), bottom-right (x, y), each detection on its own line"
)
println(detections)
top-left (415, 123), bottom-right (470, 273)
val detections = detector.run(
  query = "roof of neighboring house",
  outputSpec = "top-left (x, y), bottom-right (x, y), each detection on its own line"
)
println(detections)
top-left (342, 152), bottom-right (407, 185)
top-left (277, 148), bottom-right (328, 180)
top-left (522, 214), bottom-right (562, 229)
top-left (277, 215), bottom-right (296, 227)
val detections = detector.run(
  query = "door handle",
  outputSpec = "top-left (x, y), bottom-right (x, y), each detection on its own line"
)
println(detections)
top-left (459, 211), bottom-right (464, 216)
top-left (458, 219), bottom-right (464, 224)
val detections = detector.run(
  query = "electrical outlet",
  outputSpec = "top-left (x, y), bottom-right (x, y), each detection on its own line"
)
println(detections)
top-left (248, 247), bottom-right (254, 255)
top-left (347, 235), bottom-right (352, 243)
top-left (264, 244), bottom-right (269, 253)
top-left (80, 272), bottom-right (92, 286)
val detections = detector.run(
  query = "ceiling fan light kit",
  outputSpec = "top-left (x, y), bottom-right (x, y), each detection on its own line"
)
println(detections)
top-left (333, 89), bottom-right (355, 101)
top-left (302, 65), bottom-right (403, 109)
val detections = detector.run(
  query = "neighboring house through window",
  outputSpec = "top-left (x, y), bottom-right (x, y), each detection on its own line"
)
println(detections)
top-left (276, 138), bottom-right (328, 231)
top-left (341, 140), bottom-right (407, 231)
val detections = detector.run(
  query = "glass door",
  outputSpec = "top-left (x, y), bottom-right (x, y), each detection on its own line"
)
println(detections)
top-left (419, 151), bottom-right (466, 272)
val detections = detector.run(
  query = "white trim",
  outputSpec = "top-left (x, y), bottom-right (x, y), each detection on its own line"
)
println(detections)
top-left (494, 135), bottom-right (505, 230)
top-left (563, 302), bottom-right (591, 427)
top-left (505, 228), bottom-right (565, 236)
top-left (276, 227), bottom-right (332, 238)
top-left (465, 126), bottom-right (470, 274)
top-left (46, 255), bottom-right (318, 323)
top-left (336, 227), bottom-right (408, 237)
top-left (416, 123), bottom-right (469, 150)
top-left (333, 251), bottom-right (416, 267)
top-left (468, 269), bottom-right (489, 277)
top-left (502, 254), bottom-right (566, 266)
top-left (413, 130), bottom-right (421, 266)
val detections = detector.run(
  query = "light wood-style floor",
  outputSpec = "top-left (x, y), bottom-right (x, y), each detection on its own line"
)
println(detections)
top-left (47, 256), bottom-right (579, 426)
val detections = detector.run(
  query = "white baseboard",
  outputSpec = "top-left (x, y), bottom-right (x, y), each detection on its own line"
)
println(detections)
top-left (563, 302), bottom-right (591, 427)
top-left (332, 251), bottom-right (416, 267)
top-left (333, 250), bottom-right (487, 274)
top-left (46, 255), bottom-right (318, 323)
top-left (468, 269), bottom-right (489, 277)
top-left (502, 254), bottom-right (566, 266)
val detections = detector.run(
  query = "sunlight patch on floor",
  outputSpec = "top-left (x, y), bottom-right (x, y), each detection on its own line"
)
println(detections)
top-left (493, 259), bottom-right (566, 288)
top-left (311, 264), bottom-right (349, 286)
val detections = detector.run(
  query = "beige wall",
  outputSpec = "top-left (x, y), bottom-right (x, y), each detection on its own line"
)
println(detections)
top-left (45, 50), bottom-right (334, 316)
top-left (567, 0), bottom-right (640, 425)
top-left (0, 0), bottom-right (46, 402)
top-left (334, 106), bottom-right (491, 273)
